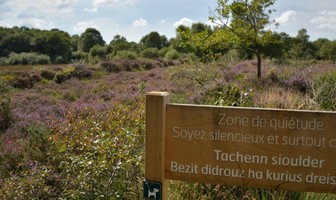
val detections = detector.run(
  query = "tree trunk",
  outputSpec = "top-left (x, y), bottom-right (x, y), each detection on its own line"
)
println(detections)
top-left (257, 53), bottom-right (262, 78)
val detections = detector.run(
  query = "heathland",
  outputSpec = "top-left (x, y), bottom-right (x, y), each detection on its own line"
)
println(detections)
top-left (0, 56), bottom-right (335, 199)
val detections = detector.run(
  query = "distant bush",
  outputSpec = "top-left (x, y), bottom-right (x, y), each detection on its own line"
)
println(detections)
top-left (54, 66), bottom-right (75, 84)
top-left (141, 48), bottom-right (159, 59)
top-left (101, 61), bottom-right (121, 73)
top-left (164, 49), bottom-right (181, 60)
top-left (40, 69), bottom-right (57, 80)
top-left (2, 52), bottom-right (51, 65)
top-left (71, 63), bottom-right (93, 80)
top-left (115, 50), bottom-right (137, 60)
top-left (72, 51), bottom-right (88, 62)
top-left (312, 71), bottom-right (336, 111)
top-left (12, 72), bottom-right (41, 89)
top-left (158, 47), bottom-right (169, 57)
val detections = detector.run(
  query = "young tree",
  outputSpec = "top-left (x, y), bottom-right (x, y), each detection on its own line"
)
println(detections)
top-left (210, 0), bottom-right (277, 78)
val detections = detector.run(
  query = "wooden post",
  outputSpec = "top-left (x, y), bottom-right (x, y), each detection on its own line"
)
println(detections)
top-left (145, 91), bottom-right (170, 200)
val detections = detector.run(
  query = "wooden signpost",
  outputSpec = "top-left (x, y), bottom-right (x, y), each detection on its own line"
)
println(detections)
top-left (144, 91), bottom-right (336, 199)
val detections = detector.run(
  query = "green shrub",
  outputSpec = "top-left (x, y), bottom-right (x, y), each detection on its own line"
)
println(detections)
top-left (40, 69), bottom-right (57, 80)
top-left (312, 71), bottom-right (336, 111)
top-left (115, 50), bottom-right (137, 60)
top-left (101, 61), bottom-right (121, 73)
top-left (71, 63), bottom-right (93, 80)
top-left (5, 52), bottom-right (51, 65)
top-left (204, 84), bottom-right (254, 107)
top-left (49, 99), bottom-right (145, 199)
top-left (0, 77), bottom-right (12, 93)
top-left (72, 51), bottom-right (88, 62)
top-left (164, 49), bottom-right (181, 60)
top-left (141, 47), bottom-right (159, 59)
top-left (0, 96), bottom-right (13, 132)
top-left (22, 124), bottom-right (51, 162)
top-left (0, 165), bottom-right (63, 199)
top-left (158, 47), bottom-right (169, 57)
top-left (54, 66), bottom-right (75, 84)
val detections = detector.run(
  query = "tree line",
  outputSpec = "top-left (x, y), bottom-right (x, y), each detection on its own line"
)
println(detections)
top-left (0, 23), bottom-right (335, 66)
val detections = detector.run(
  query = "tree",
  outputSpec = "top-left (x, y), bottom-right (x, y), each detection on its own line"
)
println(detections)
top-left (0, 33), bottom-right (32, 56)
top-left (78, 28), bottom-right (105, 53)
top-left (210, 0), bottom-right (277, 78)
top-left (109, 35), bottom-right (133, 52)
top-left (262, 32), bottom-right (291, 61)
top-left (288, 29), bottom-right (316, 60)
top-left (139, 31), bottom-right (168, 49)
top-left (176, 24), bottom-right (229, 61)
top-left (314, 39), bottom-right (336, 62)
top-left (34, 29), bottom-right (72, 63)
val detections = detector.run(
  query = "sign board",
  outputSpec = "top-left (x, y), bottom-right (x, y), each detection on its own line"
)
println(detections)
top-left (145, 92), bottom-right (336, 198)
top-left (165, 104), bottom-right (336, 193)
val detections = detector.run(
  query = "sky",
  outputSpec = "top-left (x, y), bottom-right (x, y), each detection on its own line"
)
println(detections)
top-left (0, 0), bottom-right (335, 43)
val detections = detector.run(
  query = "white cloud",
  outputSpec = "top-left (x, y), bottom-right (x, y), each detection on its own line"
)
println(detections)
top-left (85, 0), bottom-right (137, 12)
top-left (19, 18), bottom-right (47, 28)
top-left (275, 10), bottom-right (297, 25)
top-left (311, 10), bottom-right (336, 29)
top-left (93, 0), bottom-right (135, 7)
top-left (2, 0), bottom-right (78, 17)
top-left (84, 7), bottom-right (98, 13)
top-left (132, 18), bottom-right (148, 27)
top-left (0, 0), bottom-right (79, 29)
top-left (73, 20), bottom-right (99, 33)
top-left (173, 17), bottom-right (196, 27)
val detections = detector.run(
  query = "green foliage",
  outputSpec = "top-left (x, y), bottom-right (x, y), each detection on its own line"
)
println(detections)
top-left (0, 165), bottom-right (63, 199)
top-left (22, 124), bottom-right (51, 162)
top-left (40, 69), bottom-right (57, 80)
top-left (109, 35), bottom-right (138, 52)
top-left (314, 38), bottom-right (336, 62)
top-left (176, 25), bottom-right (229, 62)
top-left (210, 0), bottom-right (277, 77)
top-left (115, 50), bottom-right (138, 60)
top-left (141, 47), bottom-right (159, 59)
top-left (89, 45), bottom-right (109, 62)
top-left (78, 28), bottom-right (105, 53)
top-left (54, 66), bottom-right (75, 84)
top-left (312, 70), bottom-right (336, 111)
top-left (49, 99), bottom-right (145, 199)
top-left (140, 31), bottom-right (169, 49)
top-left (0, 96), bottom-right (13, 132)
top-left (201, 84), bottom-right (254, 107)
top-left (72, 51), bottom-right (88, 62)
top-left (1, 52), bottom-right (51, 65)
top-left (164, 49), bottom-right (181, 60)
top-left (287, 29), bottom-right (316, 60)
top-left (169, 63), bottom-right (220, 88)
top-left (0, 76), bottom-right (13, 93)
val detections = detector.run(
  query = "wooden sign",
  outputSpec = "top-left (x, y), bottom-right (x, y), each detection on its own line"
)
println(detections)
top-left (145, 92), bottom-right (336, 198)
